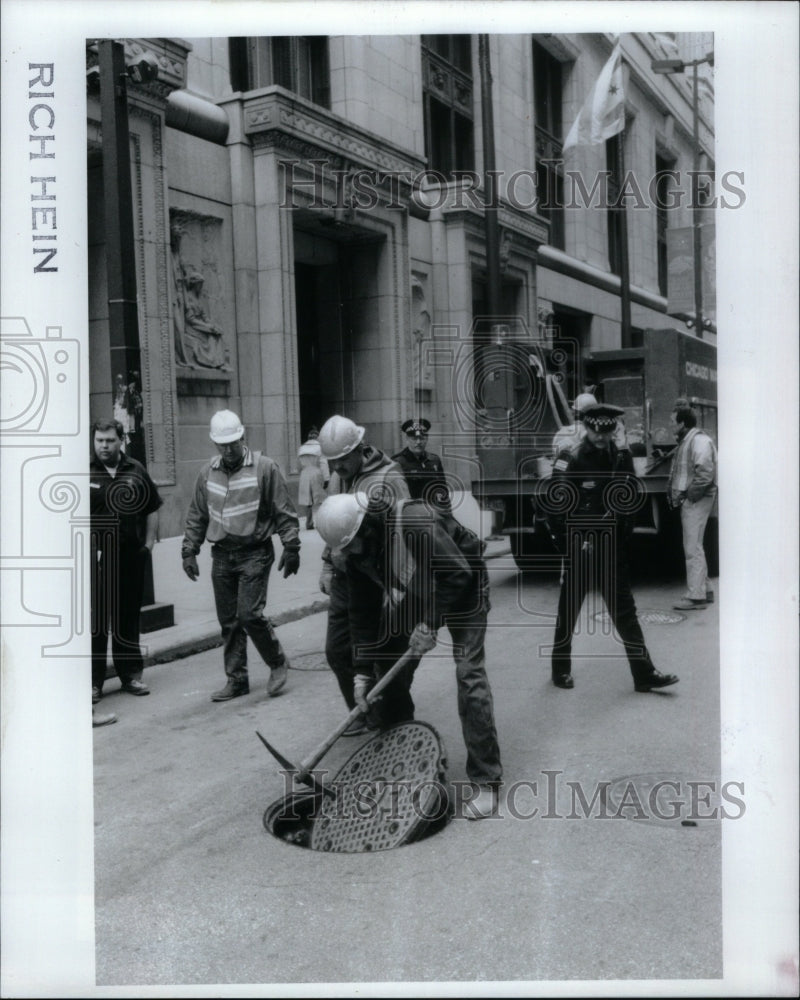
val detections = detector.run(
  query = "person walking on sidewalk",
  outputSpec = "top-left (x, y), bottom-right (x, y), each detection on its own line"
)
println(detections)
top-left (315, 492), bottom-right (502, 819)
top-left (90, 418), bottom-right (163, 703)
top-left (667, 405), bottom-right (718, 611)
top-left (317, 415), bottom-right (410, 730)
top-left (181, 410), bottom-right (301, 702)
top-left (297, 439), bottom-right (326, 530)
top-left (545, 404), bottom-right (679, 693)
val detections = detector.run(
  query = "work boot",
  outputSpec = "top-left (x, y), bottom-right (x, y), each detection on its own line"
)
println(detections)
top-left (120, 678), bottom-right (150, 696)
top-left (267, 659), bottom-right (289, 697)
top-left (92, 709), bottom-right (117, 728)
top-left (465, 785), bottom-right (498, 821)
top-left (211, 678), bottom-right (249, 702)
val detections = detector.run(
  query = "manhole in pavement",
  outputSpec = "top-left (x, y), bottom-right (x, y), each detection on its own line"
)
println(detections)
top-left (592, 609), bottom-right (686, 626)
top-left (263, 722), bottom-right (451, 851)
top-left (289, 652), bottom-right (329, 671)
top-left (600, 772), bottom-right (726, 828)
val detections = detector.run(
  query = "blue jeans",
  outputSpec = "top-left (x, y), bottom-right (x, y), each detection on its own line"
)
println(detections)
top-left (371, 575), bottom-right (503, 785)
top-left (211, 543), bottom-right (285, 682)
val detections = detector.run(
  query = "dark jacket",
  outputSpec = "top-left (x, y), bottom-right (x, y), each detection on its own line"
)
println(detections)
top-left (323, 444), bottom-right (410, 571)
top-left (546, 440), bottom-right (639, 553)
top-left (391, 447), bottom-right (451, 513)
top-left (90, 453), bottom-right (163, 548)
top-left (346, 500), bottom-right (483, 669)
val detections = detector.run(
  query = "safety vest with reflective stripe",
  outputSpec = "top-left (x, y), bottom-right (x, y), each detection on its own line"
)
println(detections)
top-left (206, 450), bottom-right (263, 541)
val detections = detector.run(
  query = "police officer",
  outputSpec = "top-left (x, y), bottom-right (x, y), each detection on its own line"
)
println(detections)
top-left (545, 403), bottom-right (679, 693)
top-left (392, 418), bottom-right (452, 514)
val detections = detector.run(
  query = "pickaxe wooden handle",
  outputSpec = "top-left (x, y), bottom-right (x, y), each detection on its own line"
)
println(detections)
top-left (257, 646), bottom-right (418, 791)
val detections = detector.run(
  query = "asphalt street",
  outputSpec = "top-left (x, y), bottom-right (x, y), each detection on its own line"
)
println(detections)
top-left (93, 555), bottom-right (722, 988)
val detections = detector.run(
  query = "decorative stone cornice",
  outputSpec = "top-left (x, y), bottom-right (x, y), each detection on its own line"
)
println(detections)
top-left (244, 89), bottom-right (426, 178)
top-left (442, 199), bottom-right (550, 250)
top-left (86, 38), bottom-right (191, 102)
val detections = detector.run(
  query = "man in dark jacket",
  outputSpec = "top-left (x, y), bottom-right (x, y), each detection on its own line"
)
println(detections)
top-left (315, 492), bottom-right (502, 819)
top-left (545, 404), bottom-right (679, 693)
top-left (90, 418), bottom-right (163, 702)
top-left (317, 415), bottom-right (410, 728)
top-left (392, 418), bottom-right (452, 514)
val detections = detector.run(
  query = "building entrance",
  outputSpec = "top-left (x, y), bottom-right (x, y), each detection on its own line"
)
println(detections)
top-left (293, 224), bottom-right (386, 439)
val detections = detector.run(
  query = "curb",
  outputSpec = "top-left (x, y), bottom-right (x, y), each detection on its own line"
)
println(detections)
top-left (142, 597), bottom-right (331, 667)
top-left (139, 545), bottom-right (511, 669)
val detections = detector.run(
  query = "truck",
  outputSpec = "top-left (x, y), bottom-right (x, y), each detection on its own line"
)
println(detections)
top-left (470, 325), bottom-right (719, 575)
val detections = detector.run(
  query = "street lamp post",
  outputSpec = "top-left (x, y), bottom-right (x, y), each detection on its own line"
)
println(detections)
top-left (652, 51), bottom-right (714, 338)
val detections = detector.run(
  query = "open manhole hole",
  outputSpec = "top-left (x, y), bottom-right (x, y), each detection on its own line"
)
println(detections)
top-left (600, 772), bottom-right (728, 828)
top-left (592, 609), bottom-right (686, 626)
top-left (289, 652), bottom-right (329, 672)
top-left (263, 721), bottom-right (451, 851)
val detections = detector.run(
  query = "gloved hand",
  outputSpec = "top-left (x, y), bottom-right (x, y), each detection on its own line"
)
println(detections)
top-left (409, 623), bottom-right (437, 656)
top-left (278, 547), bottom-right (300, 578)
top-left (319, 564), bottom-right (334, 595)
top-left (182, 554), bottom-right (199, 581)
top-left (353, 673), bottom-right (373, 714)
top-left (384, 586), bottom-right (405, 610)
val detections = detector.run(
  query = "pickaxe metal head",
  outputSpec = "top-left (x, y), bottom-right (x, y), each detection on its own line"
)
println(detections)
top-left (255, 731), bottom-right (335, 798)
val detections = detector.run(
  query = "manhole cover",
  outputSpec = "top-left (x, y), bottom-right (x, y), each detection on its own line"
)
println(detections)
top-left (592, 609), bottom-right (686, 626)
top-left (289, 652), bottom-right (329, 671)
top-left (310, 722), bottom-right (449, 853)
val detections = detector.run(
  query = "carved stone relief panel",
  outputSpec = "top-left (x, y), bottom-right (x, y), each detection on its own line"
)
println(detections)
top-left (169, 209), bottom-right (233, 379)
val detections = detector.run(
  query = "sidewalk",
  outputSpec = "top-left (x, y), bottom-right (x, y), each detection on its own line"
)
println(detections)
top-left (140, 522), bottom-right (510, 667)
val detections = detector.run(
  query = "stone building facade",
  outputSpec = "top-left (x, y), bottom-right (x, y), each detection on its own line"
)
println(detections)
top-left (86, 32), bottom-right (715, 537)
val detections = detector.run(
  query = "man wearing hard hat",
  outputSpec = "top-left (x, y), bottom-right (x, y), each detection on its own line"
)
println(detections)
top-left (317, 414), bottom-right (410, 732)
top-left (181, 410), bottom-right (301, 702)
top-left (315, 491), bottom-right (502, 819)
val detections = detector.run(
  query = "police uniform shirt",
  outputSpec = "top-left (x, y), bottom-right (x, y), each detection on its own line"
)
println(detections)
top-left (391, 447), bottom-right (451, 510)
top-left (90, 452), bottom-right (163, 548)
top-left (548, 439), bottom-right (636, 547)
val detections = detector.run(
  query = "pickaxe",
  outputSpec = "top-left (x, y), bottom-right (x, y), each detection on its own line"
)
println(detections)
top-left (256, 647), bottom-right (417, 795)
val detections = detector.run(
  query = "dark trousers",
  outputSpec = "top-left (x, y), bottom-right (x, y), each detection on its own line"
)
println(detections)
top-left (551, 537), bottom-right (655, 683)
top-left (91, 542), bottom-right (146, 691)
top-left (365, 576), bottom-right (503, 785)
top-left (210, 543), bottom-right (285, 682)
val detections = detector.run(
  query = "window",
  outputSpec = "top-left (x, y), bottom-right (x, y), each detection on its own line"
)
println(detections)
top-left (229, 37), bottom-right (330, 108)
top-left (421, 35), bottom-right (474, 176)
top-left (654, 153), bottom-right (674, 297)
top-left (532, 40), bottom-right (565, 250)
top-left (606, 136), bottom-right (623, 276)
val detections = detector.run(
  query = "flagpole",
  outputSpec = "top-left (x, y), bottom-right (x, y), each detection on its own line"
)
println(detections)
top-left (616, 129), bottom-right (633, 348)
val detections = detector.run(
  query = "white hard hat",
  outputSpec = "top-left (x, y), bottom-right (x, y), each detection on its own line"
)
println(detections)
top-left (315, 492), bottom-right (368, 550)
top-left (318, 415), bottom-right (365, 460)
top-left (209, 409), bottom-right (245, 444)
top-left (572, 393), bottom-right (598, 415)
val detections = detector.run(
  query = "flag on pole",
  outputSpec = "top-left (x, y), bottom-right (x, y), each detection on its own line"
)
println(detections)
top-left (563, 42), bottom-right (625, 149)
